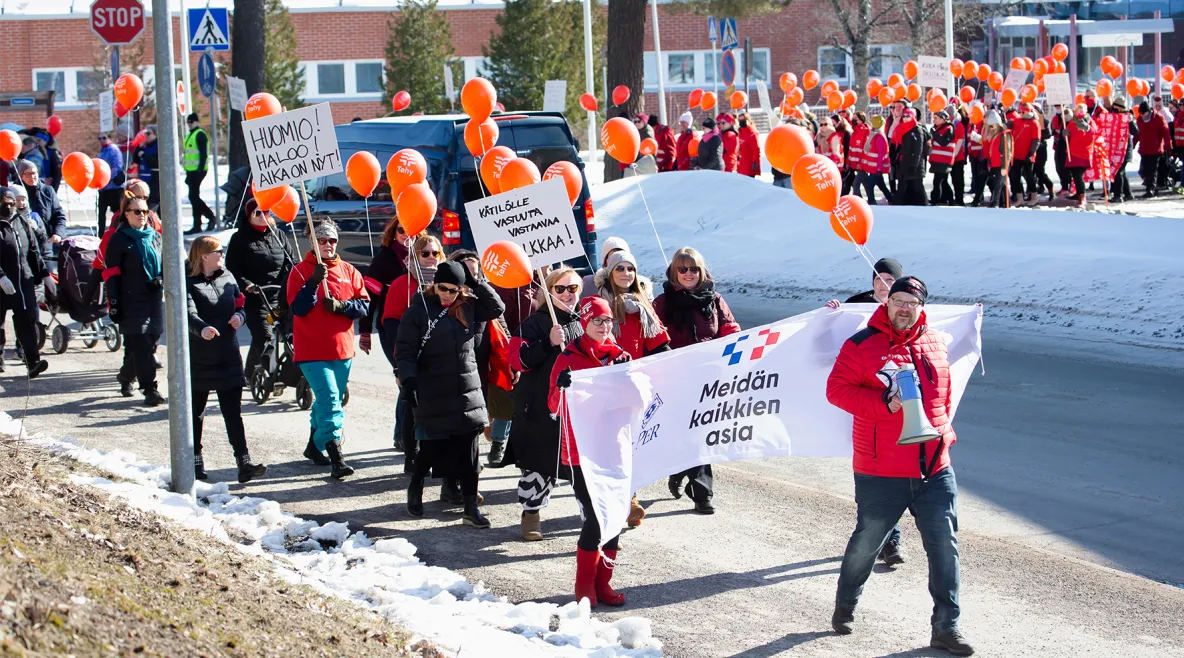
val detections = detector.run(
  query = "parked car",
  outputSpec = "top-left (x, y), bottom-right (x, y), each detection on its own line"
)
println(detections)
top-left (292, 112), bottom-right (598, 274)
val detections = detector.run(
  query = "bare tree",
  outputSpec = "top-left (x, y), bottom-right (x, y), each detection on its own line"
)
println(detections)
top-left (230, 0), bottom-right (265, 171)
top-left (823, 0), bottom-right (903, 109)
top-left (604, 0), bottom-right (647, 183)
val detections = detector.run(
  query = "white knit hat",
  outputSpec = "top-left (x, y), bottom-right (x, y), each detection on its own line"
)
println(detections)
top-left (679, 111), bottom-right (693, 125)
top-left (601, 236), bottom-right (630, 263)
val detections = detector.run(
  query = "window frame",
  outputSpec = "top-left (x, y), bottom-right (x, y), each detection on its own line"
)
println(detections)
top-left (642, 47), bottom-right (772, 93)
top-left (302, 59), bottom-right (384, 101)
top-left (817, 44), bottom-right (911, 86)
top-left (31, 68), bottom-right (96, 108)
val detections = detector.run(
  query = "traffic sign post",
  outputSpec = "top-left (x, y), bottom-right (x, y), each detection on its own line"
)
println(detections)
top-left (708, 16), bottom-right (720, 98)
top-left (188, 7), bottom-right (230, 51)
top-left (197, 52), bottom-right (217, 98)
top-left (90, 0), bottom-right (146, 46)
top-left (198, 50), bottom-right (221, 224)
top-left (721, 18), bottom-right (739, 52)
top-left (721, 50), bottom-right (737, 88)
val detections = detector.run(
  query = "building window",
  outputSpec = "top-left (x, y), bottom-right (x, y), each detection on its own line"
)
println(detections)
top-left (317, 63), bottom-right (346, 95)
top-left (818, 45), bottom-right (909, 84)
top-left (668, 53), bottom-right (695, 84)
top-left (35, 71), bottom-right (66, 99)
top-left (355, 62), bottom-right (383, 93)
top-left (869, 45), bottom-right (911, 79)
top-left (76, 71), bottom-right (106, 103)
top-left (643, 48), bottom-right (771, 91)
top-left (33, 68), bottom-right (116, 107)
top-left (461, 57), bottom-right (490, 82)
top-left (819, 47), bottom-right (848, 83)
top-left (303, 60), bottom-right (384, 99)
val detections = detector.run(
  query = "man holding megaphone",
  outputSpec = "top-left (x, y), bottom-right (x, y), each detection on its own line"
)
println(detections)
top-left (824, 277), bottom-right (974, 656)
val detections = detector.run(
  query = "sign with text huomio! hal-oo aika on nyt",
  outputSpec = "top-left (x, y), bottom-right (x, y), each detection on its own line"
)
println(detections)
top-left (242, 103), bottom-right (342, 191)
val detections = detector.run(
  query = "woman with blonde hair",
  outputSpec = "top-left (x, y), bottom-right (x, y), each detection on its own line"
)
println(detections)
top-left (186, 236), bottom-right (267, 482)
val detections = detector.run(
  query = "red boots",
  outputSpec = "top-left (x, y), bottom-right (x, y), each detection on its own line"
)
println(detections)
top-left (574, 548), bottom-right (626, 608)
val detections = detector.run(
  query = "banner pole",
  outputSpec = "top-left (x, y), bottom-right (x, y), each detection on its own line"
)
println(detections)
top-left (538, 267), bottom-right (558, 325)
top-left (297, 180), bottom-right (329, 296)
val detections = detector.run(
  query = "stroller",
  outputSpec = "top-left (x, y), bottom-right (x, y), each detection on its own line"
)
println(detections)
top-left (248, 285), bottom-right (348, 409)
top-left (42, 235), bottom-right (121, 355)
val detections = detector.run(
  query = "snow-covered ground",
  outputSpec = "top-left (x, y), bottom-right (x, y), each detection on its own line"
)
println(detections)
top-left (590, 170), bottom-right (1184, 351)
top-left (0, 412), bottom-right (663, 658)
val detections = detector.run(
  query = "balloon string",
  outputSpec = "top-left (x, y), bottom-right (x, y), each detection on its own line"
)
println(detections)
top-left (832, 212), bottom-right (881, 280)
top-left (364, 195), bottom-right (375, 260)
top-left (629, 165), bottom-right (668, 266)
top-left (475, 154), bottom-right (490, 199)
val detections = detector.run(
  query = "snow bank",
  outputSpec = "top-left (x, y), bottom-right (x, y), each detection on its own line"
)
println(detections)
top-left (0, 412), bottom-right (662, 658)
top-left (591, 170), bottom-right (1184, 349)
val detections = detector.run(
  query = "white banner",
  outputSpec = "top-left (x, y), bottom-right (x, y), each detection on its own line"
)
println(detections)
top-left (1003, 68), bottom-right (1030, 92)
top-left (98, 90), bottom-right (115, 133)
top-left (543, 80), bottom-right (568, 113)
top-left (565, 304), bottom-right (984, 547)
top-left (918, 56), bottom-right (951, 89)
top-left (1044, 73), bottom-right (1073, 107)
top-left (464, 177), bottom-right (585, 269)
top-left (242, 103), bottom-right (342, 191)
top-left (227, 75), bottom-right (248, 112)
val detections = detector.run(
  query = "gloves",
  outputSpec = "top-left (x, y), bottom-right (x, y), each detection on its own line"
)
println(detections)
top-left (308, 263), bottom-right (328, 286)
top-left (556, 367), bottom-right (572, 390)
top-left (612, 353), bottom-right (632, 365)
top-left (463, 263), bottom-right (479, 289)
top-left (401, 377), bottom-right (418, 407)
top-left (359, 334), bottom-right (371, 353)
top-left (42, 276), bottom-right (57, 296)
top-left (877, 367), bottom-right (901, 405)
top-left (0, 275), bottom-right (14, 296)
top-left (148, 277), bottom-right (163, 292)
top-left (109, 302), bottom-right (122, 324)
top-left (322, 297), bottom-right (346, 314)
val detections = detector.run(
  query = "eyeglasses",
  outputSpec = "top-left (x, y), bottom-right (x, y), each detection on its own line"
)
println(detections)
top-left (552, 284), bottom-right (580, 294)
top-left (209, 248), bottom-right (224, 255)
top-left (889, 298), bottom-right (922, 310)
top-left (19, 170), bottom-right (36, 178)
top-left (317, 238), bottom-right (338, 245)
top-left (127, 208), bottom-right (148, 216)
top-left (588, 317), bottom-right (613, 327)
top-left (676, 266), bottom-right (701, 275)
top-left (613, 265), bottom-right (636, 273)
top-left (421, 249), bottom-right (441, 258)
top-left (396, 225), bottom-right (407, 234)
top-left (252, 209), bottom-right (267, 216)
top-left (437, 284), bottom-right (460, 295)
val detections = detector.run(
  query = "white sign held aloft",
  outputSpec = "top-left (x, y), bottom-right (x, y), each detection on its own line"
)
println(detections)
top-left (242, 103), bottom-right (342, 191)
top-left (1003, 68), bottom-right (1030, 92)
top-left (444, 65), bottom-right (456, 102)
top-left (465, 177), bottom-right (585, 269)
top-left (98, 90), bottom-right (115, 133)
top-left (543, 80), bottom-right (568, 113)
top-left (226, 76), bottom-right (248, 112)
top-left (1043, 73), bottom-right (1073, 107)
top-left (917, 56), bottom-right (951, 89)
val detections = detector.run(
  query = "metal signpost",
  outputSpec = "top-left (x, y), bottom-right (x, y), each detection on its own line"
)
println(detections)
top-left (198, 50), bottom-right (221, 223)
top-left (708, 16), bottom-right (719, 98)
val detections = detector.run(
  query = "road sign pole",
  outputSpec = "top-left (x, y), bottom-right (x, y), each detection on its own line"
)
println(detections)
top-left (211, 90), bottom-right (221, 225)
top-left (582, 0), bottom-right (596, 166)
top-left (179, 0), bottom-right (193, 129)
top-left (712, 42), bottom-right (719, 99)
top-left (650, 0), bottom-right (667, 126)
top-left (151, 0), bottom-right (195, 498)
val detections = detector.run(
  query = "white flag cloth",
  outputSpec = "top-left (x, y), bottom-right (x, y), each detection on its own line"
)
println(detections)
top-left (563, 304), bottom-right (983, 547)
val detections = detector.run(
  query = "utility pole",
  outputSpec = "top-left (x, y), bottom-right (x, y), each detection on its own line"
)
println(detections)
top-left (944, 0), bottom-right (955, 98)
top-left (151, 0), bottom-right (195, 498)
top-left (583, 0), bottom-right (597, 165)
top-left (178, 0), bottom-right (193, 132)
top-left (650, 0), bottom-right (667, 125)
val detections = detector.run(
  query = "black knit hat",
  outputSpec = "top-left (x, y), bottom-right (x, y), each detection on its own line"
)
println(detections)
top-left (434, 260), bottom-right (466, 287)
top-left (889, 276), bottom-right (927, 304)
top-left (873, 258), bottom-right (904, 281)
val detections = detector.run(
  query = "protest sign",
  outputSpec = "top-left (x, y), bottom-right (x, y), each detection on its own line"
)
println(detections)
top-left (465, 177), bottom-right (586, 269)
top-left (98, 90), bottom-right (115, 133)
top-left (543, 80), bottom-right (568, 112)
top-left (1043, 73), bottom-right (1073, 107)
top-left (226, 75), bottom-right (248, 112)
top-left (1003, 67), bottom-right (1029, 92)
top-left (564, 304), bottom-right (984, 547)
top-left (241, 102), bottom-right (342, 191)
top-left (1085, 112), bottom-right (1128, 183)
top-left (918, 56), bottom-right (951, 88)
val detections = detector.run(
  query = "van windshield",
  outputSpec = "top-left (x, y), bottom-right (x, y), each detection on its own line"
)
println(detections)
top-left (458, 121), bottom-right (578, 205)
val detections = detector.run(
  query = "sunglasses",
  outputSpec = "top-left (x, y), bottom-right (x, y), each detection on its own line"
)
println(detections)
top-left (677, 266), bottom-right (701, 275)
top-left (437, 284), bottom-right (460, 295)
top-left (209, 248), bottom-right (224, 255)
top-left (252, 209), bottom-right (267, 216)
top-left (613, 265), bottom-right (636, 273)
top-left (127, 208), bottom-right (148, 216)
top-left (396, 225), bottom-right (407, 234)
top-left (317, 238), bottom-right (338, 245)
top-left (552, 284), bottom-right (580, 294)
top-left (421, 249), bottom-right (441, 258)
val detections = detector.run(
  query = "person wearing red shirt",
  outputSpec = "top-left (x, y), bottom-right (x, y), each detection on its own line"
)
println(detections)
top-left (827, 276), bottom-right (973, 656)
top-left (736, 112), bottom-right (762, 177)
top-left (967, 118), bottom-right (987, 205)
top-left (1065, 104), bottom-right (1097, 206)
top-left (717, 113), bottom-right (740, 173)
top-left (649, 115), bottom-right (677, 172)
top-left (1135, 100), bottom-right (1172, 197)
top-left (287, 220), bottom-right (369, 479)
top-left (1008, 103), bottom-right (1041, 204)
top-left (1171, 99), bottom-right (1184, 189)
top-left (673, 112), bottom-right (695, 171)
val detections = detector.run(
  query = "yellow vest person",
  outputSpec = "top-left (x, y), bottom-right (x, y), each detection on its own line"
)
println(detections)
top-left (183, 112), bottom-right (217, 234)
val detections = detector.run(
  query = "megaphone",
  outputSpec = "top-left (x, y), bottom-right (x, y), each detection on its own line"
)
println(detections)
top-left (895, 364), bottom-right (941, 445)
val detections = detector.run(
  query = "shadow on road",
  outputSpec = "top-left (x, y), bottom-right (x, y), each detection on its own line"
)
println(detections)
top-left (725, 630), bottom-right (832, 657)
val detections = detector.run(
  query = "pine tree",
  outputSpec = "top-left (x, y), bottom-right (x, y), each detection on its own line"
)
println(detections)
top-left (264, 0), bottom-right (304, 111)
top-left (384, 0), bottom-right (456, 115)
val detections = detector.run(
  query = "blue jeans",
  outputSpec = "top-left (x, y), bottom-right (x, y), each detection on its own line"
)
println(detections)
top-left (299, 359), bottom-right (352, 451)
top-left (490, 418), bottom-right (511, 443)
top-left (835, 468), bottom-right (960, 633)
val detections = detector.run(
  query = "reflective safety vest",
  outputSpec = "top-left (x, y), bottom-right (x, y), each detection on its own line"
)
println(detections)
top-left (953, 121), bottom-right (967, 163)
top-left (967, 122), bottom-right (984, 159)
top-left (928, 123), bottom-right (956, 165)
top-left (182, 128), bottom-right (208, 172)
top-left (848, 124), bottom-right (870, 172)
top-left (1173, 113), bottom-right (1184, 149)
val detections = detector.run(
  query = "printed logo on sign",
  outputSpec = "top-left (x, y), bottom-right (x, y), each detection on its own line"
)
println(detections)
top-left (721, 328), bottom-right (780, 365)
top-left (636, 393), bottom-right (664, 451)
top-left (641, 394), bottom-right (664, 429)
top-left (807, 161), bottom-right (836, 187)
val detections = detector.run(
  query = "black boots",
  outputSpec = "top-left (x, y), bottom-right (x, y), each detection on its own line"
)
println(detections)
top-left (236, 453), bottom-right (267, 484)
top-left (440, 478), bottom-right (464, 505)
top-left (931, 630), bottom-right (975, 655)
top-left (27, 359), bottom-right (48, 379)
top-left (487, 441), bottom-right (506, 467)
top-left (325, 440), bottom-right (354, 480)
top-left (462, 495), bottom-right (490, 529)
top-left (118, 378), bottom-right (134, 397)
top-left (194, 454), bottom-right (208, 481)
top-left (143, 385), bottom-right (165, 407)
top-left (668, 475), bottom-right (684, 499)
top-left (879, 538), bottom-right (905, 566)
top-left (303, 434), bottom-right (331, 466)
top-left (406, 477), bottom-right (424, 517)
top-left (831, 604), bottom-right (855, 635)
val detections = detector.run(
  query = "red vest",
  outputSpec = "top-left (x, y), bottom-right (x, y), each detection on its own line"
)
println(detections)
top-left (967, 121), bottom-right (984, 158)
top-left (953, 122), bottom-right (967, 162)
top-left (929, 123), bottom-right (956, 165)
top-left (848, 124), bottom-right (870, 172)
top-left (1173, 113), bottom-right (1184, 149)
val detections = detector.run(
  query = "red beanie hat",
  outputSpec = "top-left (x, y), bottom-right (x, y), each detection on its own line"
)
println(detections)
top-left (579, 296), bottom-right (612, 329)
top-left (716, 112), bottom-right (734, 124)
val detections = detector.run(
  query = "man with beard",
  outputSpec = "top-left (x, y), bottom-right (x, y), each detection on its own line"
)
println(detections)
top-left (825, 277), bottom-right (972, 655)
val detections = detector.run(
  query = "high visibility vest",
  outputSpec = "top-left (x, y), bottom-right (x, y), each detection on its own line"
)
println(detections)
top-left (929, 123), bottom-right (956, 165)
top-left (848, 125), bottom-right (869, 171)
top-left (1173, 114), bottom-right (1184, 148)
top-left (953, 122), bottom-right (967, 162)
top-left (182, 128), bottom-right (208, 172)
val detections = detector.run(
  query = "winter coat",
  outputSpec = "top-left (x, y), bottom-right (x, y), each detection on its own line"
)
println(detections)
top-left (360, 242), bottom-right (408, 336)
top-left (103, 225), bottom-right (163, 337)
top-left (654, 124), bottom-right (677, 172)
top-left (929, 123), bottom-right (956, 166)
top-left (548, 335), bottom-right (629, 467)
top-left (737, 124), bottom-right (761, 177)
top-left (20, 180), bottom-right (66, 240)
top-left (93, 214), bottom-right (162, 272)
top-left (720, 128), bottom-right (740, 173)
top-left (953, 121), bottom-right (968, 163)
top-left (826, 305), bottom-right (955, 479)
top-left (895, 124), bottom-right (927, 181)
top-left (697, 130), bottom-right (725, 171)
top-left (819, 131), bottom-right (843, 169)
top-left (1066, 118), bottom-right (1096, 168)
top-left (593, 268), bottom-right (670, 359)
top-left (0, 213), bottom-right (46, 311)
top-left (1010, 117), bottom-right (1040, 162)
top-left (1172, 112), bottom-right (1184, 149)
top-left (395, 281), bottom-right (505, 438)
top-left (18, 210), bottom-right (52, 264)
top-left (98, 143), bottom-right (124, 190)
top-left (1136, 112), bottom-right (1172, 156)
top-left (844, 290), bottom-right (879, 304)
top-left (133, 141), bottom-right (159, 183)
top-left (860, 131), bottom-right (890, 175)
top-left (286, 251), bottom-right (369, 363)
top-left (652, 280), bottom-right (740, 349)
top-left (505, 305), bottom-right (583, 475)
top-left (226, 222), bottom-right (294, 311)
top-left (382, 272), bottom-right (422, 323)
top-left (674, 130), bottom-right (696, 171)
top-left (986, 131), bottom-right (1010, 169)
top-left (494, 282), bottom-right (534, 335)
top-left (186, 269), bottom-right (247, 391)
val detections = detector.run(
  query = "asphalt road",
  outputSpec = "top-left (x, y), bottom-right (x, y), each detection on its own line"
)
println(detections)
top-left (2, 300), bottom-right (1182, 658)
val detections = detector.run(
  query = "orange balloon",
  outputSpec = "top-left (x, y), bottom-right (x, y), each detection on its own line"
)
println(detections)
top-left (542, 160), bottom-right (583, 207)
top-left (903, 60), bottom-right (918, 81)
top-left (1096, 79), bottom-right (1113, 98)
top-left (820, 80), bottom-right (840, 100)
top-left (791, 154), bottom-right (841, 212)
top-left (730, 90), bottom-right (748, 110)
top-left (88, 158), bottom-right (112, 190)
top-left (962, 61), bottom-right (979, 80)
top-left (391, 90), bottom-right (411, 112)
top-left (62, 152), bottom-right (94, 194)
top-left (1173, 83), bottom-right (1184, 101)
top-left (0, 130), bottom-right (20, 161)
top-left (499, 158), bottom-right (541, 192)
top-left (601, 116), bottom-right (640, 165)
top-left (927, 92), bottom-right (947, 114)
top-left (462, 77), bottom-right (497, 122)
top-left (612, 85), bottom-right (630, 105)
top-left (787, 88), bottom-right (803, 106)
top-left (396, 182), bottom-right (437, 236)
top-left (829, 195), bottom-right (873, 245)
top-left (479, 145), bottom-right (516, 195)
top-left (244, 92), bottom-right (281, 121)
top-left (1022, 57), bottom-right (1034, 71)
top-left (345, 151), bottom-right (381, 197)
top-left (827, 91), bottom-right (843, 112)
top-left (688, 135), bottom-right (701, 157)
top-left (765, 124), bottom-right (815, 174)
top-left (1162, 66), bottom-right (1177, 83)
top-left (905, 83), bottom-right (921, 102)
top-left (1141, 79), bottom-right (1151, 96)
top-left (1108, 63), bottom-right (1124, 80)
top-left (639, 137), bottom-right (658, 156)
top-left (969, 103), bottom-right (985, 124)
top-left (252, 184), bottom-right (287, 211)
top-left (887, 73), bottom-right (904, 89)
top-left (843, 89), bottom-right (857, 109)
top-left (949, 59), bottom-right (964, 78)
top-left (802, 70), bottom-right (820, 90)
top-left (1126, 78), bottom-right (1142, 98)
top-left (580, 93), bottom-right (598, 112)
top-left (959, 86), bottom-right (976, 103)
top-left (977, 63), bottom-right (992, 82)
top-left (271, 186), bottom-right (300, 223)
top-left (114, 74), bottom-right (145, 110)
top-left (688, 88), bottom-right (704, 108)
top-left (1033, 59), bottom-right (1048, 77)
top-left (780, 72), bottom-right (797, 93)
top-left (1036, 77), bottom-right (1046, 93)
top-left (1020, 84), bottom-right (1037, 104)
top-left (866, 78), bottom-right (884, 98)
top-left (1001, 88), bottom-right (1018, 107)
top-left (1075, 93), bottom-right (1085, 106)
top-left (1053, 60), bottom-right (1066, 74)
top-left (1010, 57), bottom-right (1026, 72)
top-left (464, 118), bottom-right (499, 157)
top-left (700, 91), bottom-right (717, 111)
top-left (1052, 43), bottom-right (1069, 61)
top-left (878, 87), bottom-right (894, 107)
top-left (387, 148), bottom-right (428, 198)
top-left (988, 71), bottom-right (1004, 92)
top-left (481, 241), bottom-right (532, 288)
top-left (1100, 56), bottom-right (1118, 75)
top-left (891, 84), bottom-right (906, 102)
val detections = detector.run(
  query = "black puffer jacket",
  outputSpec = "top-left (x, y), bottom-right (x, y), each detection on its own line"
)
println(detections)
top-left (20, 180), bottom-right (66, 239)
top-left (186, 269), bottom-right (247, 391)
top-left (103, 227), bottom-right (163, 337)
top-left (505, 305), bottom-right (582, 475)
top-left (225, 223), bottom-right (293, 309)
top-left (896, 125), bottom-right (927, 181)
top-left (0, 213), bottom-right (46, 311)
top-left (395, 280), bottom-right (505, 438)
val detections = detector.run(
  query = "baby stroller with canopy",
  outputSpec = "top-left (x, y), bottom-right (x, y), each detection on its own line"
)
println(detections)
top-left (42, 235), bottom-right (121, 354)
top-left (248, 284), bottom-right (348, 409)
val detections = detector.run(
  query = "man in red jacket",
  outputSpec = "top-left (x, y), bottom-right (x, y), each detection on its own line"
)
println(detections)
top-left (1008, 103), bottom-right (1041, 204)
top-left (1135, 100), bottom-right (1171, 197)
top-left (650, 115), bottom-right (677, 172)
top-left (673, 112), bottom-right (695, 171)
top-left (826, 277), bottom-right (973, 656)
top-left (717, 113), bottom-right (740, 173)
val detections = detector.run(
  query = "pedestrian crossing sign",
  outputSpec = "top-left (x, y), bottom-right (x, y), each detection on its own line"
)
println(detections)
top-left (188, 7), bottom-right (229, 52)
top-left (721, 18), bottom-right (739, 52)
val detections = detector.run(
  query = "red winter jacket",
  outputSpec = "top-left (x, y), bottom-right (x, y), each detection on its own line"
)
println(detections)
top-left (953, 121), bottom-right (967, 163)
top-left (737, 125), bottom-right (761, 177)
top-left (1010, 117), bottom-right (1040, 162)
top-left (655, 124), bottom-right (677, 172)
top-left (613, 308), bottom-right (670, 360)
top-left (1066, 117), bottom-right (1096, 168)
top-left (720, 128), bottom-right (740, 172)
top-left (382, 272), bottom-right (421, 322)
top-left (1136, 113), bottom-right (1172, 155)
top-left (286, 251), bottom-right (368, 363)
top-left (674, 129), bottom-right (695, 171)
top-left (860, 131), bottom-right (889, 174)
top-left (826, 305), bottom-right (956, 479)
top-left (549, 334), bottom-right (629, 467)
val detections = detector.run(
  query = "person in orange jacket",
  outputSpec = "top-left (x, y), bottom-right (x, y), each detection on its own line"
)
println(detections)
top-left (736, 112), bottom-right (762, 177)
top-left (717, 113), bottom-right (740, 173)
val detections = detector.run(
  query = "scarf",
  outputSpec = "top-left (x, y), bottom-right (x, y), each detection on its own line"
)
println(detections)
top-left (578, 334), bottom-right (620, 366)
top-left (119, 224), bottom-right (161, 281)
top-left (598, 282), bottom-right (661, 339)
top-left (661, 280), bottom-right (718, 343)
top-left (556, 306), bottom-right (584, 343)
top-left (391, 239), bottom-right (409, 266)
top-left (890, 117), bottom-right (917, 146)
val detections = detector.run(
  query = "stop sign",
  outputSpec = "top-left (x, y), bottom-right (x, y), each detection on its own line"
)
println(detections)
top-left (91, 0), bottom-right (146, 46)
